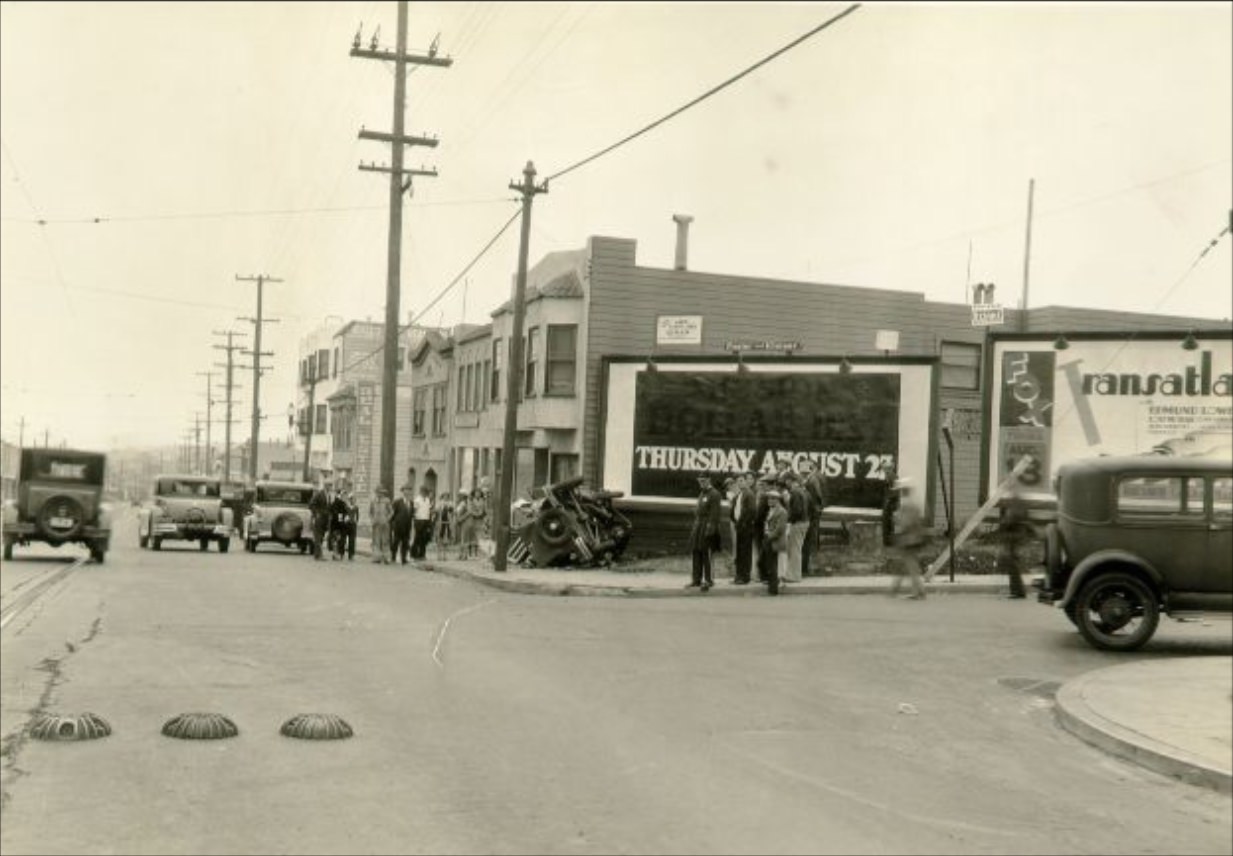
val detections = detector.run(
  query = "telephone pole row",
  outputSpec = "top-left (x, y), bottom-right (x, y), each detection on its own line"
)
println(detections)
top-left (237, 274), bottom-right (281, 483)
top-left (212, 329), bottom-right (247, 483)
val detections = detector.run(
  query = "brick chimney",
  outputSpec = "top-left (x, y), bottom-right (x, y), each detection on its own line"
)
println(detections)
top-left (672, 214), bottom-right (694, 271)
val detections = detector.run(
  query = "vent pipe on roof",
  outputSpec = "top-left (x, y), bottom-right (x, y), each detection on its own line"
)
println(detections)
top-left (672, 214), bottom-right (694, 271)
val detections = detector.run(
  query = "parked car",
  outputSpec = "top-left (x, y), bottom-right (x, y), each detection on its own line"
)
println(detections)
top-left (1037, 455), bottom-right (1232, 650)
top-left (2, 447), bottom-right (112, 562)
top-left (138, 474), bottom-right (233, 552)
top-left (242, 480), bottom-right (315, 554)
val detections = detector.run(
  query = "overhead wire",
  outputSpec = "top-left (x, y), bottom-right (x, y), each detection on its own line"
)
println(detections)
top-left (543, 3), bottom-right (863, 184)
top-left (338, 204), bottom-right (522, 377)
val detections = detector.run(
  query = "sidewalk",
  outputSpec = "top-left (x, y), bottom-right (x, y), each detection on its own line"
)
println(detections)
top-left (350, 537), bottom-right (1232, 794)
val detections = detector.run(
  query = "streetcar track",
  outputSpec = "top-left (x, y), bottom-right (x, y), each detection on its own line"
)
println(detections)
top-left (0, 556), bottom-right (90, 631)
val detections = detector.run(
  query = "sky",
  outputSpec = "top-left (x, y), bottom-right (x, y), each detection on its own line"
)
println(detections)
top-left (2, 1), bottom-right (1230, 452)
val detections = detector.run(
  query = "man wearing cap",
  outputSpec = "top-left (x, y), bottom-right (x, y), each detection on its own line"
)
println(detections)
top-left (762, 488), bottom-right (789, 596)
top-left (753, 473), bottom-right (778, 583)
top-left (800, 458), bottom-right (829, 576)
top-left (687, 472), bottom-right (722, 591)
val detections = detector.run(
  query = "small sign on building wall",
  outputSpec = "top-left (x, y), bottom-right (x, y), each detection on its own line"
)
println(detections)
top-left (656, 315), bottom-right (703, 345)
top-left (971, 304), bottom-right (1004, 326)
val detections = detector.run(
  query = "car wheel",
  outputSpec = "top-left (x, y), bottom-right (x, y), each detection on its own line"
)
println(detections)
top-left (535, 508), bottom-right (575, 548)
top-left (90, 543), bottom-right (106, 563)
top-left (218, 538), bottom-right (230, 554)
top-left (139, 528), bottom-right (149, 549)
top-left (1074, 572), bottom-right (1160, 651)
top-left (36, 495), bottom-right (85, 541)
top-left (152, 537), bottom-right (162, 551)
top-left (199, 538), bottom-right (209, 551)
top-left (3, 539), bottom-right (12, 561)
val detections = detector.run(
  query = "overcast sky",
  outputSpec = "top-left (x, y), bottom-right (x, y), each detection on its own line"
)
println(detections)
top-left (2, 1), bottom-right (1230, 452)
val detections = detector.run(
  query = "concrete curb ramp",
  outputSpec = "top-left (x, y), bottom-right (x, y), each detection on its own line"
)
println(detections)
top-left (1055, 657), bottom-right (1233, 794)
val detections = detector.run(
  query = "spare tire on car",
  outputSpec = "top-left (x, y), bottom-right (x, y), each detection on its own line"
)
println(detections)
top-left (37, 496), bottom-right (85, 541)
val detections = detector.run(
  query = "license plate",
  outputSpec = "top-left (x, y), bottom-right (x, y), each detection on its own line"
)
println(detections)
top-left (49, 516), bottom-right (75, 528)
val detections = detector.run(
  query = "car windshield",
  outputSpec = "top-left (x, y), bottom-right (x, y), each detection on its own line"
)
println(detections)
top-left (256, 486), bottom-right (313, 505)
top-left (156, 478), bottom-right (219, 498)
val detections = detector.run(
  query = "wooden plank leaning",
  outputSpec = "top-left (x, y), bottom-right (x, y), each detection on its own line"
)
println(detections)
top-left (924, 455), bottom-right (1033, 580)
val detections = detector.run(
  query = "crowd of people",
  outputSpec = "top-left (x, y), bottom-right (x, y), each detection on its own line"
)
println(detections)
top-left (689, 457), bottom-right (933, 599)
top-left (305, 477), bottom-right (494, 565)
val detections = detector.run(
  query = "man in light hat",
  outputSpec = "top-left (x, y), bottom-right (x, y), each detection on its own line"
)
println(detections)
top-left (368, 485), bottom-right (393, 564)
top-left (762, 488), bottom-right (789, 596)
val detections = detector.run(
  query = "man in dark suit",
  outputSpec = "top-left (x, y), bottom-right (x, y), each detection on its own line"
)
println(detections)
top-left (308, 481), bottom-right (332, 561)
top-left (730, 473), bottom-right (758, 585)
top-left (801, 458), bottom-right (830, 576)
top-left (390, 485), bottom-right (414, 565)
top-left (687, 472), bottom-right (723, 592)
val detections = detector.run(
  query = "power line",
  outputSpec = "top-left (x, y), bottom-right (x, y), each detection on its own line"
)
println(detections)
top-left (0, 197), bottom-right (510, 226)
top-left (544, 3), bottom-right (862, 184)
top-left (339, 205), bottom-right (522, 377)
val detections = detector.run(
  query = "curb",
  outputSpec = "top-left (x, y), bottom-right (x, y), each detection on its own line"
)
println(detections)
top-left (1055, 668), bottom-right (1232, 794)
top-left (404, 555), bottom-right (1008, 598)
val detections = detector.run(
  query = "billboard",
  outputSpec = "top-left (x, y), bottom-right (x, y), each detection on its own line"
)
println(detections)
top-left (602, 358), bottom-right (938, 511)
top-left (985, 331), bottom-right (1233, 500)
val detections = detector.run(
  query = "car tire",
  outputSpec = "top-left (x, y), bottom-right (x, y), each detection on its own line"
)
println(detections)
top-left (90, 543), bottom-right (106, 563)
top-left (199, 538), bottom-right (209, 551)
top-left (3, 539), bottom-right (12, 561)
top-left (535, 508), bottom-right (575, 548)
top-left (1074, 572), bottom-right (1160, 651)
top-left (139, 529), bottom-right (149, 549)
top-left (36, 495), bottom-right (85, 541)
top-left (152, 537), bottom-right (162, 551)
top-left (218, 538), bottom-right (230, 554)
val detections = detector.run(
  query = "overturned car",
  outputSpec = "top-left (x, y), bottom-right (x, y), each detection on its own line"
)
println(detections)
top-left (507, 476), bottom-right (632, 568)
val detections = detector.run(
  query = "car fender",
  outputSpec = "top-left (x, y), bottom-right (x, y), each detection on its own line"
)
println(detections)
top-left (1059, 549), bottom-right (1164, 608)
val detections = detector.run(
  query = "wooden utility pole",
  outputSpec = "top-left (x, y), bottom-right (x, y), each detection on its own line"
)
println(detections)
top-left (237, 274), bottom-right (281, 483)
top-left (191, 412), bottom-right (203, 474)
top-left (195, 370), bottom-right (215, 475)
top-left (492, 161), bottom-right (547, 571)
top-left (212, 329), bottom-right (246, 483)
top-left (351, 0), bottom-right (451, 494)
top-left (1020, 178), bottom-right (1034, 332)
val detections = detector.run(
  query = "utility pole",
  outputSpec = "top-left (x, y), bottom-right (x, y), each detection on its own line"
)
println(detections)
top-left (191, 413), bottom-right (203, 474)
top-left (302, 363), bottom-right (320, 483)
top-left (492, 160), bottom-right (548, 572)
top-left (212, 329), bottom-right (246, 483)
top-left (237, 274), bottom-right (281, 483)
top-left (43, 428), bottom-right (49, 448)
top-left (196, 370), bottom-right (214, 475)
top-left (17, 416), bottom-right (24, 450)
top-left (1020, 178), bottom-right (1034, 332)
top-left (351, 1), bottom-right (451, 494)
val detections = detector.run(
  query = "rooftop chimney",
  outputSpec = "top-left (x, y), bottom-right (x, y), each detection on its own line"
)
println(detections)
top-left (672, 214), bottom-right (693, 271)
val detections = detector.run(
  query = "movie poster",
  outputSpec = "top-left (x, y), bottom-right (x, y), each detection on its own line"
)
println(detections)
top-left (630, 371), bottom-right (900, 507)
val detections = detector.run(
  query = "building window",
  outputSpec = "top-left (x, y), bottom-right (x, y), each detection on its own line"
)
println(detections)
top-left (546, 324), bottom-right (577, 396)
top-left (333, 347), bottom-right (340, 378)
top-left (317, 349), bottom-right (329, 381)
top-left (550, 453), bottom-right (579, 483)
top-left (940, 341), bottom-right (981, 390)
top-left (431, 384), bottom-right (447, 436)
top-left (481, 358), bottom-right (490, 408)
top-left (491, 339), bottom-right (502, 402)
top-left (457, 366), bottom-right (466, 410)
top-left (525, 326), bottom-right (539, 398)
top-left (471, 360), bottom-right (482, 411)
top-left (412, 389), bottom-right (426, 437)
top-left (315, 404), bottom-right (328, 434)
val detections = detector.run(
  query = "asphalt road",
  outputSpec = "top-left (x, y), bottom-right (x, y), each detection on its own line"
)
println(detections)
top-left (1, 510), bottom-right (1230, 856)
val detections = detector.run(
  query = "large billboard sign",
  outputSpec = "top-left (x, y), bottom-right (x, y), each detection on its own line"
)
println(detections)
top-left (986, 331), bottom-right (1233, 499)
top-left (602, 359), bottom-right (938, 511)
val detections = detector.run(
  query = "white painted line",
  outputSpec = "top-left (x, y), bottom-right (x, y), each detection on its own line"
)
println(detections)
top-left (432, 598), bottom-right (496, 668)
